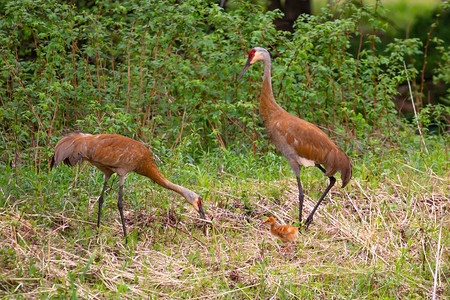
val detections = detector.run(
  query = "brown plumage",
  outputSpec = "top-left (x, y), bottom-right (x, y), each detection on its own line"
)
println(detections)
top-left (239, 47), bottom-right (352, 228)
top-left (262, 217), bottom-right (298, 244)
top-left (50, 132), bottom-right (206, 242)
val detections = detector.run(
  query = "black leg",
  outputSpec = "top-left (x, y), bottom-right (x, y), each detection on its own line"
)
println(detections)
top-left (97, 180), bottom-right (109, 229)
top-left (305, 176), bottom-right (336, 228)
top-left (316, 164), bottom-right (326, 174)
top-left (117, 184), bottom-right (127, 243)
top-left (296, 176), bottom-right (304, 226)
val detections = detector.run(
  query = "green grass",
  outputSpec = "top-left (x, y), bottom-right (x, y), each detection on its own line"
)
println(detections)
top-left (0, 135), bottom-right (449, 298)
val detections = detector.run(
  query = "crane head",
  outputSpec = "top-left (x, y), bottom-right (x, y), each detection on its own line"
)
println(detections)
top-left (183, 190), bottom-right (206, 220)
top-left (258, 216), bottom-right (276, 227)
top-left (238, 48), bottom-right (265, 80)
top-left (262, 217), bottom-right (276, 225)
top-left (238, 49), bottom-right (256, 80)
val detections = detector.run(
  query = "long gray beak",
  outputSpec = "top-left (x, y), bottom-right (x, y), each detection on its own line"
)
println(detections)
top-left (238, 58), bottom-right (252, 80)
top-left (198, 203), bottom-right (206, 220)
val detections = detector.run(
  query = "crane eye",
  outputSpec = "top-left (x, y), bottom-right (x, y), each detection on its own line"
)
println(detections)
top-left (248, 49), bottom-right (256, 59)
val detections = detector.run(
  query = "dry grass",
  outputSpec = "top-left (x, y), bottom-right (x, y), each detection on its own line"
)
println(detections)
top-left (0, 160), bottom-right (449, 298)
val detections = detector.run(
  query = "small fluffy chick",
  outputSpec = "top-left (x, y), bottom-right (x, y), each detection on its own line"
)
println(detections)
top-left (262, 217), bottom-right (298, 243)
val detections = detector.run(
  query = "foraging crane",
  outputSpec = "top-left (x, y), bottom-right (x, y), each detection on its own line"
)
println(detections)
top-left (261, 216), bottom-right (298, 244)
top-left (239, 47), bottom-right (352, 228)
top-left (50, 132), bottom-right (206, 242)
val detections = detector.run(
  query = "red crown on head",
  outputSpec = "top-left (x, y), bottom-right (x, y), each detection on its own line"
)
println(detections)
top-left (248, 49), bottom-right (256, 59)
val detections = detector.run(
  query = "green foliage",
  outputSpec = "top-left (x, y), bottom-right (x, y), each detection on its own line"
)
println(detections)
top-left (0, 0), bottom-right (447, 169)
top-left (432, 36), bottom-right (450, 109)
top-left (408, 1), bottom-right (450, 78)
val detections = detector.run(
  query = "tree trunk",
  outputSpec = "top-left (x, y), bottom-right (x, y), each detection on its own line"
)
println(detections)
top-left (269, 0), bottom-right (311, 32)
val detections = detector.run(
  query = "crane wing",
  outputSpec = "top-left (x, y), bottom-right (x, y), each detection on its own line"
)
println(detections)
top-left (51, 133), bottom-right (152, 174)
top-left (268, 112), bottom-right (352, 185)
top-left (273, 225), bottom-right (298, 242)
top-left (270, 113), bottom-right (337, 163)
top-left (81, 134), bottom-right (151, 171)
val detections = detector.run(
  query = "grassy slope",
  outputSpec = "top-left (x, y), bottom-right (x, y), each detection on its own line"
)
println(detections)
top-left (0, 137), bottom-right (448, 299)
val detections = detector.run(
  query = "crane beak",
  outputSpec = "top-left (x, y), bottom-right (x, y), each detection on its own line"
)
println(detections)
top-left (197, 198), bottom-right (206, 220)
top-left (238, 58), bottom-right (252, 80)
top-left (198, 205), bottom-right (206, 220)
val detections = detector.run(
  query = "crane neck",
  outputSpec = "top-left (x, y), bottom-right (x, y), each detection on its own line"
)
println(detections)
top-left (164, 181), bottom-right (194, 201)
top-left (137, 160), bottom-right (198, 206)
top-left (260, 54), bottom-right (283, 125)
top-left (262, 58), bottom-right (272, 91)
top-left (269, 222), bottom-right (279, 236)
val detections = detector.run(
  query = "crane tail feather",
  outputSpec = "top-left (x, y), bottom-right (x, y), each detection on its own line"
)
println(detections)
top-left (340, 161), bottom-right (352, 188)
top-left (51, 132), bottom-right (91, 168)
top-left (324, 148), bottom-right (352, 188)
top-left (338, 149), bottom-right (352, 188)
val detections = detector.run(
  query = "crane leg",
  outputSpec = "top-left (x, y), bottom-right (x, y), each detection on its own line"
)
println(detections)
top-left (296, 176), bottom-right (305, 225)
top-left (305, 176), bottom-right (336, 228)
top-left (97, 179), bottom-right (109, 229)
top-left (316, 164), bottom-right (326, 174)
top-left (117, 184), bottom-right (128, 243)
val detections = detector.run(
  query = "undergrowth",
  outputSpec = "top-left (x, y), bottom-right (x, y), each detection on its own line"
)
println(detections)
top-left (0, 136), bottom-right (448, 298)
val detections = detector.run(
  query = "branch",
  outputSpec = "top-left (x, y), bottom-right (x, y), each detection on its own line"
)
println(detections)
top-left (432, 213), bottom-right (444, 300)
top-left (403, 61), bottom-right (428, 154)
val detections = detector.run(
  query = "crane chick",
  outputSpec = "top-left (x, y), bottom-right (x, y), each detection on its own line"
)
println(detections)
top-left (50, 132), bottom-right (206, 242)
top-left (262, 217), bottom-right (298, 245)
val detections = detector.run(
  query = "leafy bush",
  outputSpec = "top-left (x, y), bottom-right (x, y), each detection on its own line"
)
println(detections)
top-left (0, 0), bottom-right (447, 169)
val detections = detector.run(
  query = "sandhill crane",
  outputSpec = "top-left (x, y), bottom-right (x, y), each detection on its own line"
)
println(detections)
top-left (261, 216), bottom-right (298, 244)
top-left (50, 132), bottom-right (206, 242)
top-left (239, 47), bottom-right (352, 228)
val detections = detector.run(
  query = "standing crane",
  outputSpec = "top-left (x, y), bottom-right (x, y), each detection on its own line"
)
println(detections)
top-left (50, 132), bottom-right (206, 242)
top-left (238, 47), bottom-right (352, 228)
